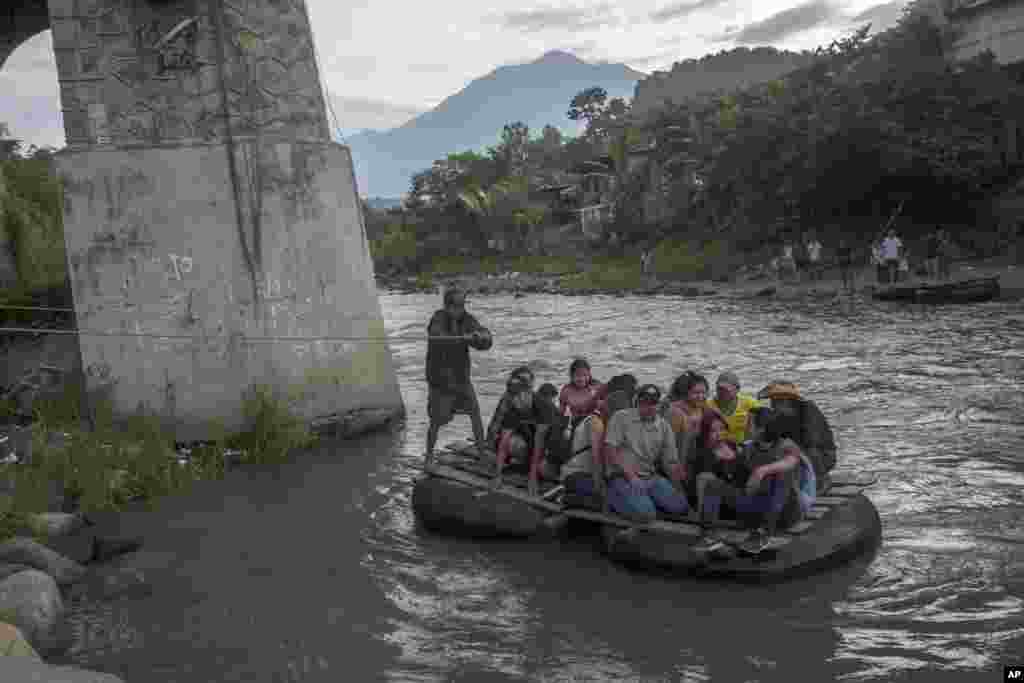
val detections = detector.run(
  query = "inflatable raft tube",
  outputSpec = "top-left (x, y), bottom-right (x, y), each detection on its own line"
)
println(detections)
top-left (412, 474), bottom-right (548, 538)
top-left (601, 486), bottom-right (881, 582)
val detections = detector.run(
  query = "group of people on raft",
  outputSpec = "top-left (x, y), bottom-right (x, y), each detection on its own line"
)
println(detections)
top-left (424, 287), bottom-right (838, 552)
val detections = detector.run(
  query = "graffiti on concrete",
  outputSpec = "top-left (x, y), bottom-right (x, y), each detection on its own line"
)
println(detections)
top-left (168, 253), bottom-right (193, 281)
top-left (85, 361), bottom-right (113, 382)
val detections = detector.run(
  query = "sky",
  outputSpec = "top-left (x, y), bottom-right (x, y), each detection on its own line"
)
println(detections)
top-left (0, 0), bottom-right (909, 150)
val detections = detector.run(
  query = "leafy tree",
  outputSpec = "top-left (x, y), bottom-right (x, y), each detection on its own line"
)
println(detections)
top-left (567, 87), bottom-right (608, 132)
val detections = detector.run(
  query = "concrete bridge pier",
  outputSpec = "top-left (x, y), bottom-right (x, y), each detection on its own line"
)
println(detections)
top-left (29, 0), bottom-right (401, 439)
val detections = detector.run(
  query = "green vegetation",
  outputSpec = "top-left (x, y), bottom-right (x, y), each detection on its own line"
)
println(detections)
top-left (652, 239), bottom-right (739, 281)
top-left (0, 379), bottom-right (319, 542)
top-left (562, 256), bottom-right (641, 291)
top-left (0, 126), bottom-right (66, 296)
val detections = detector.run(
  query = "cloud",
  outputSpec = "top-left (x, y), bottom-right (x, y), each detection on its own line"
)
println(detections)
top-left (568, 40), bottom-right (602, 57)
top-left (731, 0), bottom-right (842, 45)
top-left (494, 3), bottom-right (620, 33)
top-left (328, 94), bottom-right (426, 131)
top-left (626, 49), bottom-right (683, 68)
top-left (406, 63), bottom-right (453, 74)
top-left (325, 54), bottom-right (378, 79)
top-left (650, 0), bottom-right (732, 23)
top-left (847, 1), bottom-right (907, 31)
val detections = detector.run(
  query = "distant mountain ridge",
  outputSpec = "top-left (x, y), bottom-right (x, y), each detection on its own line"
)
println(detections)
top-left (347, 50), bottom-right (644, 198)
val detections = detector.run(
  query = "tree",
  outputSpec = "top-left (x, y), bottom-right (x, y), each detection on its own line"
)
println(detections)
top-left (0, 123), bottom-right (22, 161)
top-left (497, 122), bottom-right (530, 176)
top-left (567, 87), bottom-right (608, 132)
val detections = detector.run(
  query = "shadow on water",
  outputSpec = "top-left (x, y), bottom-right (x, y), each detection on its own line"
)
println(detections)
top-left (56, 430), bottom-right (411, 682)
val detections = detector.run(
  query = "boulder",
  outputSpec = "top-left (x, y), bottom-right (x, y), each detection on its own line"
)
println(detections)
top-left (0, 569), bottom-right (63, 654)
top-left (26, 513), bottom-right (86, 537)
top-left (0, 564), bottom-right (34, 582)
top-left (0, 538), bottom-right (86, 586)
top-left (0, 621), bottom-right (41, 658)
top-left (0, 658), bottom-right (124, 682)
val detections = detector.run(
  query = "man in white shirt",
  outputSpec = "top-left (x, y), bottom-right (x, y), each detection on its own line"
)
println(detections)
top-left (805, 234), bottom-right (823, 282)
top-left (880, 228), bottom-right (903, 284)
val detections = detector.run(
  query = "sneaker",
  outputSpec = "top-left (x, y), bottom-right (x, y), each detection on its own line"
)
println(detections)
top-left (693, 535), bottom-right (727, 554)
top-left (740, 529), bottom-right (769, 554)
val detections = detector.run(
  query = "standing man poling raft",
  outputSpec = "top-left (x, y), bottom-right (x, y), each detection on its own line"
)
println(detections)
top-left (425, 287), bottom-right (493, 466)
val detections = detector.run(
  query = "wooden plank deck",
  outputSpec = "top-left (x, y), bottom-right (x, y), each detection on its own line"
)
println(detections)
top-left (425, 460), bottom-right (841, 544)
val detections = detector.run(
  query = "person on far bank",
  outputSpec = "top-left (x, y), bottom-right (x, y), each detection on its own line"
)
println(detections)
top-left (805, 233), bottom-right (823, 282)
top-left (708, 371), bottom-right (763, 447)
top-left (880, 228), bottom-right (903, 285)
top-left (924, 229), bottom-right (941, 281)
top-left (937, 228), bottom-right (953, 281)
top-left (425, 287), bottom-right (492, 466)
top-left (836, 237), bottom-right (856, 293)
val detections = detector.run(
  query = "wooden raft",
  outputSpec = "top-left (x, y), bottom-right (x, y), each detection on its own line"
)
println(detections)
top-left (425, 442), bottom-right (879, 547)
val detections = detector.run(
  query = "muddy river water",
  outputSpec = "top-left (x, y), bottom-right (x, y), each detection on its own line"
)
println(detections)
top-left (57, 292), bottom-right (1024, 682)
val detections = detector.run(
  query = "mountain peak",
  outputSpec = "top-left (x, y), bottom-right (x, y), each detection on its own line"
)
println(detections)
top-left (533, 50), bottom-right (586, 66)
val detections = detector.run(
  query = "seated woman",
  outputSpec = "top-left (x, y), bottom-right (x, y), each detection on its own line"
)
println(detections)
top-left (688, 408), bottom-right (742, 512)
top-left (667, 372), bottom-right (710, 464)
top-left (559, 358), bottom-right (606, 428)
top-left (694, 408), bottom-right (817, 551)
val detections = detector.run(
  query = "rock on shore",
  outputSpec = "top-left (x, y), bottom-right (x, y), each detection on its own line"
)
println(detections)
top-left (0, 568), bottom-right (63, 653)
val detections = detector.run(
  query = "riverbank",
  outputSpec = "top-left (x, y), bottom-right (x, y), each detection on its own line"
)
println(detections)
top-left (377, 256), bottom-right (1024, 302)
top-left (0, 376), bottom-right (404, 677)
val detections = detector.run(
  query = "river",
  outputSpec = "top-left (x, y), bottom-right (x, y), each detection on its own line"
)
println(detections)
top-left (56, 291), bottom-right (1024, 682)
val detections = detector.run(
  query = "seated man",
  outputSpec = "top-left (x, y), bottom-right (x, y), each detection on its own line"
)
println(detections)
top-left (491, 374), bottom-right (559, 496)
top-left (602, 383), bottom-right (690, 523)
top-left (708, 371), bottom-right (764, 446)
top-left (756, 381), bottom-right (837, 489)
top-left (561, 389), bottom-right (634, 510)
top-left (695, 407), bottom-right (817, 551)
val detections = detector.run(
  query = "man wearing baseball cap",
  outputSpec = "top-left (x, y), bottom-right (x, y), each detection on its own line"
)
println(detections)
top-left (602, 383), bottom-right (690, 522)
top-left (709, 371), bottom-right (764, 446)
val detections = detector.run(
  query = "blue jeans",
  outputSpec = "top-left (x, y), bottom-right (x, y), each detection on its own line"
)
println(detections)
top-left (700, 471), bottom-right (799, 531)
top-left (608, 476), bottom-right (689, 522)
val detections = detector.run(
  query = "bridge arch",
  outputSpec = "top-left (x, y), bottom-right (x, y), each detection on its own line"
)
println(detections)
top-left (1, 0), bottom-right (50, 71)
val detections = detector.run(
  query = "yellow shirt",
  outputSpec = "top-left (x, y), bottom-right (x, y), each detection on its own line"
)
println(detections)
top-left (709, 393), bottom-right (763, 444)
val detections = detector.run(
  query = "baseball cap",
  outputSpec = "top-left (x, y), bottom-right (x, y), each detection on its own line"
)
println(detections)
top-left (636, 384), bottom-right (661, 403)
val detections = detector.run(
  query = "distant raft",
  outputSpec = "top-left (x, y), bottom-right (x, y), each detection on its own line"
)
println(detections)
top-left (872, 276), bottom-right (1000, 304)
top-left (412, 442), bottom-right (882, 582)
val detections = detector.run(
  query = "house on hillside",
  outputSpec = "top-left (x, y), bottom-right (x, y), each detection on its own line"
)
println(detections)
top-left (564, 158), bottom-right (617, 239)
